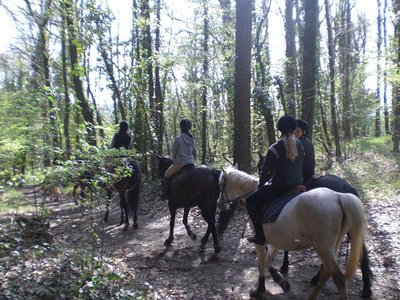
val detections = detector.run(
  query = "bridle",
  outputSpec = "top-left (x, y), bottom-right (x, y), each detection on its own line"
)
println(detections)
top-left (219, 174), bottom-right (253, 207)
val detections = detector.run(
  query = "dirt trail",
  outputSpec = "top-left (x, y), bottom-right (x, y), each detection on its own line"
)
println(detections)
top-left (45, 181), bottom-right (400, 300)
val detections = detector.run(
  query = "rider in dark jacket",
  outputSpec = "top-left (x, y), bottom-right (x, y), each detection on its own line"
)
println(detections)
top-left (295, 119), bottom-right (315, 186)
top-left (246, 115), bottom-right (304, 245)
top-left (111, 121), bottom-right (132, 150)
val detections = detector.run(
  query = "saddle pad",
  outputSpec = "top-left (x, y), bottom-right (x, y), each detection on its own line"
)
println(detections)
top-left (262, 192), bottom-right (301, 223)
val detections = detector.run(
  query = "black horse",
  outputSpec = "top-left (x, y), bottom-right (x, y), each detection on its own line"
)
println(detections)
top-left (155, 155), bottom-right (221, 254)
top-left (251, 153), bottom-right (372, 298)
top-left (73, 158), bottom-right (141, 231)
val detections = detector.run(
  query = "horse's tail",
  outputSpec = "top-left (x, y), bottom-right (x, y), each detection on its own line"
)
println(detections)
top-left (338, 193), bottom-right (366, 278)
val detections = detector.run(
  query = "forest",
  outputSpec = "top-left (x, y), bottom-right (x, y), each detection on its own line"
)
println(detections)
top-left (0, 0), bottom-right (400, 299)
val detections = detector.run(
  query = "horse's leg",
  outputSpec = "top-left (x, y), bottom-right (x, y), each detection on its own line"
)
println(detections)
top-left (182, 208), bottom-right (196, 240)
top-left (360, 242), bottom-right (373, 298)
top-left (104, 188), bottom-right (112, 222)
top-left (199, 208), bottom-right (220, 254)
top-left (267, 247), bottom-right (290, 292)
top-left (280, 250), bottom-right (289, 274)
top-left (119, 191), bottom-right (129, 231)
top-left (165, 207), bottom-right (176, 246)
top-left (250, 244), bottom-right (267, 298)
top-left (309, 249), bottom-right (347, 300)
top-left (73, 183), bottom-right (78, 204)
top-left (130, 188), bottom-right (139, 229)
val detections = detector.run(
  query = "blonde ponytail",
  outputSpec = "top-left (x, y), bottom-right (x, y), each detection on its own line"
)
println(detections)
top-left (283, 133), bottom-right (298, 161)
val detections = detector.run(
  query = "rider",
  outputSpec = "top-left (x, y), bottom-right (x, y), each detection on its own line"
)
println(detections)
top-left (161, 119), bottom-right (198, 200)
top-left (295, 119), bottom-right (315, 186)
top-left (111, 121), bottom-right (132, 150)
top-left (246, 115), bottom-right (304, 245)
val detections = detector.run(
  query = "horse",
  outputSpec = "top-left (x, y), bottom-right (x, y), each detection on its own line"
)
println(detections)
top-left (72, 158), bottom-right (141, 231)
top-left (155, 154), bottom-right (221, 255)
top-left (255, 152), bottom-right (373, 293)
top-left (218, 167), bottom-right (372, 299)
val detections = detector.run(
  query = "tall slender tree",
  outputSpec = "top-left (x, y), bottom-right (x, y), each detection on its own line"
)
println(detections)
top-left (300, 0), bottom-right (319, 140)
top-left (325, 0), bottom-right (341, 157)
top-left (392, 0), bottom-right (400, 152)
top-left (201, 0), bottom-right (209, 164)
top-left (376, 0), bottom-right (382, 136)
top-left (64, 0), bottom-right (96, 145)
top-left (285, 0), bottom-right (298, 116)
top-left (233, 0), bottom-right (252, 172)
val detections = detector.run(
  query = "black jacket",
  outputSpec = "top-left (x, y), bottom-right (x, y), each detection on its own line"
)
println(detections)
top-left (111, 132), bottom-right (132, 149)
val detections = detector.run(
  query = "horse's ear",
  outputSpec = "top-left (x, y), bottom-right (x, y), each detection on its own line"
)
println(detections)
top-left (233, 163), bottom-right (238, 169)
top-left (258, 152), bottom-right (263, 159)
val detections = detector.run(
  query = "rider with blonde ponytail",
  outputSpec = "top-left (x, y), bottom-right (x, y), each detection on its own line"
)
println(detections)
top-left (246, 115), bottom-right (304, 245)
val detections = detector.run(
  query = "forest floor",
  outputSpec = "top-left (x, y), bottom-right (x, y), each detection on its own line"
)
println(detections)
top-left (1, 156), bottom-right (400, 299)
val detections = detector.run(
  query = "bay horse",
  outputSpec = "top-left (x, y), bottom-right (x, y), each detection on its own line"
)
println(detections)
top-left (155, 155), bottom-right (221, 254)
top-left (218, 167), bottom-right (372, 299)
top-left (72, 158), bottom-right (141, 231)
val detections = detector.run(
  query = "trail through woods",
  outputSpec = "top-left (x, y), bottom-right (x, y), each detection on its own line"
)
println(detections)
top-left (1, 181), bottom-right (399, 299)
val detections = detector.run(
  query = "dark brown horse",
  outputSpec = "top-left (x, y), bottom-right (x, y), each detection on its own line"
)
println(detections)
top-left (156, 155), bottom-right (221, 255)
top-left (73, 158), bottom-right (141, 231)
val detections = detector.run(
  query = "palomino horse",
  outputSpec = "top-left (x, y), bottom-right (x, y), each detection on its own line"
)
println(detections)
top-left (73, 158), bottom-right (141, 231)
top-left (156, 155), bottom-right (221, 255)
top-left (218, 167), bottom-right (368, 299)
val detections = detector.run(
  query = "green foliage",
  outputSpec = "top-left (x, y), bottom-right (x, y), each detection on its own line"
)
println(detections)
top-left (0, 188), bottom-right (30, 213)
top-left (358, 135), bottom-right (392, 154)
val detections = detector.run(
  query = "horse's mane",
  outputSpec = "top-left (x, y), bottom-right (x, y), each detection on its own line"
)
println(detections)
top-left (220, 166), bottom-right (258, 198)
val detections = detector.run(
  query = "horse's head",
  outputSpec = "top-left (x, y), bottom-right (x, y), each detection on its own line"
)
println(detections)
top-left (217, 167), bottom-right (258, 209)
top-left (155, 154), bottom-right (173, 178)
top-left (257, 152), bottom-right (266, 176)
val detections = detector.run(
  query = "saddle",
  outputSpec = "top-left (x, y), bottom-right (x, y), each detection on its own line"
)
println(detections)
top-left (261, 186), bottom-right (305, 223)
top-left (169, 164), bottom-right (195, 187)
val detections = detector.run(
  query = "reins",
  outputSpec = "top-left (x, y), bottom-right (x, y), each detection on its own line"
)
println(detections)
top-left (220, 179), bottom-right (253, 205)
top-left (219, 171), bottom-right (256, 238)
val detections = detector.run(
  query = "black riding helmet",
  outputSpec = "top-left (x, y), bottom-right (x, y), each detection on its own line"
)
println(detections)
top-left (296, 119), bottom-right (309, 136)
top-left (180, 119), bottom-right (192, 131)
top-left (119, 120), bottom-right (129, 132)
top-left (277, 115), bottom-right (297, 134)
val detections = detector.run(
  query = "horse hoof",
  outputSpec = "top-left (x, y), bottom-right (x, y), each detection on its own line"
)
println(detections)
top-left (215, 245), bottom-right (221, 254)
top-left (310, 275), bottom-right (319, 286)
top-left (122, 225), bottom-right (129, 231)
top-left (280, 280), bottom-right (290, 293)
top-left (164, 239), bottom-right (172, 246)
top-left (199, 246), bottom-right (206, 253)
top-left (190, 232), bottom-right (197, 241)
top-left (133, 223), bottom-right (138, 229)
top-left (361, 288), bottom-right (372, 298)
top-left (249, 288), bottom-right (266, 299)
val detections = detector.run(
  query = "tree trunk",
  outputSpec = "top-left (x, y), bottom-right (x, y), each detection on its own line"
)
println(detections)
top-left (325, 0), bottom-right (341, 157)
top-left (201, 0), bottom-right (209, 164)
top-left (64, 0), bottom-right (96, 145)
top-left (376, 0), bottom-right (382, 137)
top-left (340, 0), bottom-right (352, 140)
top-left (392, 0), bottom-right (400, 152)
top-left (383, 0), bottom-right (390, 134)
top-left (285, 0), bottom-right (298, 116)
top-left (233, 0), bottom-right (252, 172)
top-left (61, 13), bottom-right (71, 158)
top-left (154, 0), bottom-right (164, 155)
top-left (254, 0), bottom-right (275, 147)
top-left (300, 0), bottom-right (319, 140)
